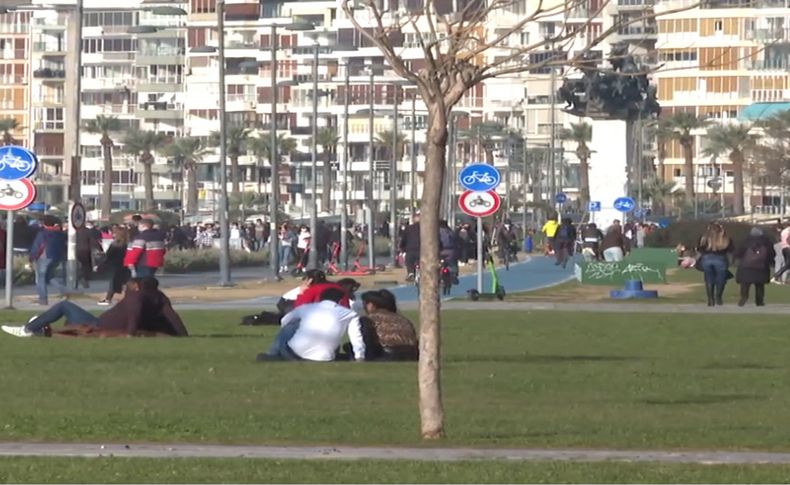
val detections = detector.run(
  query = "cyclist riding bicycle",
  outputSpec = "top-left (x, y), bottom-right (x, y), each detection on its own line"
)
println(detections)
top-left (496, 220), bottom-right (518, 263)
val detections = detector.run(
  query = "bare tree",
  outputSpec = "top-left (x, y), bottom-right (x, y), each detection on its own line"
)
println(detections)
top-left (341, 0), bottom-right (695, 440)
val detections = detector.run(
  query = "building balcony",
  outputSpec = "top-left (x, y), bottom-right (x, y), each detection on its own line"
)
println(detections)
top-left (33, 68), bottom-right (66, 80)
top-left (748, 58), bottom-right (790, 70)
top-left (135, 53), bottom-right (184, 66)
top-left (754, 28), bottom-right (790, 42)
top-left (31, 18), bottom-right (65, 31)
top-left (33, 42), bottom-right (66, 56)
top-left (0, 75), bottom-right (25, 85)
top-left (616, 0), bottom-right (655, 8)
top-left (135, 102), bottom-right (184, 120)
top-left (32, 95), bottom-right (64, 106)
top-left (617, 25), bottom-right (657, 39)
top-left (82, 77), bottom-right (136, 91)
top-left (34, 146), bottom-right (64, 158)
top-left (137, 79), bottom-right (184, 93)
top-left (85, 103), bottom-right (135, 115)
top-left (226, 94), bottom-right (257, 112)
top-left (34, 121), bottom-right (64, 131)
top-left (0, 49), bottom-right (27, 61)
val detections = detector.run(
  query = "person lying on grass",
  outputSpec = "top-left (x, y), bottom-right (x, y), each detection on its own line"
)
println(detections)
top-left (257, 287), bottom-right (365, 362)
top-left (339, 289), bottom-right (418, 361)
top-left (1, 277), bottom-right (188, 338)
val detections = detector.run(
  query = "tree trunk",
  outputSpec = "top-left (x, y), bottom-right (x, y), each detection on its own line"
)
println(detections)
top-left (322, 150), bottom-right (332, 212)
top-left (682, 141), bottom-right (694, 198)
top-left (578, 155), bottom-right (590, 205)
top-left (731, 151), bottom-right (745, 215)
top-left (418, 105), bottom-right (447, 440)
top-left (100, 140), bottom-right (113, 220)
top-left (230, 155), bottom-right (240, 194)
top-left (143, 159), bottom-right (154, 211)
top-left (187, 165), bottom-right (198, 215)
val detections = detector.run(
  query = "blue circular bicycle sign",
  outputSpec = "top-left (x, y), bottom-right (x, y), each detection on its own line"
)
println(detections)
top-left (0, 146), bottom-right (38, 180)
top-left (613, 196), bottom-right (636, 212)
top-left (458, 163), bottom-right (501, 192)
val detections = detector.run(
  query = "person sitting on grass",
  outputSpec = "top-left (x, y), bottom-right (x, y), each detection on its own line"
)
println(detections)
top-left (241, 270), bottom-right (328, 326)
top-left (342, 289), bottom-right (418, 361)
top-left (257, 287), bottom-right (365, 362)
top-left (1, 277), bottom-right (188, 338)
top-left (293, 272), bottom-right (351, 308)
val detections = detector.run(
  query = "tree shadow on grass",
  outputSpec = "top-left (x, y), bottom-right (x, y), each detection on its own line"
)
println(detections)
top-left (701, 362), bottom-right (779, 370)
top-left (446, 354), bottom-right (641, 364)
top-left (640, 394), bottom-right (765, 406)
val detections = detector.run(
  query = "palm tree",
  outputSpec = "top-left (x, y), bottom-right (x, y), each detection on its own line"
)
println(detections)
top-left (666, 112), bottom-right (710, 200)
top-left (460, 122), bottom-right (506, 164)
top-left (163, 137), bottom-right (210, 216)
top-left (315, 128), bottom-right (339, 212)
top-left (84, 115), bottom-right (122, 219)
top-left (560, 122), bottom-right (592, 205)
top-left (644, 179), bottom-right (678, 216)
top-left (0, 118), bottom-right (20, 145)
top-left (210, 127), bottom-right (251, 194)
top-left (122, 130), bottom-right (166, 211)
top-left (248, 133), bottom-right (297, 195)
top-left (648, 119), bottom-right (673, 182)
top-left (702, 124), bottom-right (756, 215)
top-left (375, 129), bottom-right (407, 161)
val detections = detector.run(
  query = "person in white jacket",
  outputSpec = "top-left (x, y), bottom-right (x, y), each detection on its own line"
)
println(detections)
top-left (257, 287), bottom-right (365, 362)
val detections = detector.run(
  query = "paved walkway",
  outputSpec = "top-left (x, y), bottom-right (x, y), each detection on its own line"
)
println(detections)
top-left (2, 442), bottom-right (790, 464)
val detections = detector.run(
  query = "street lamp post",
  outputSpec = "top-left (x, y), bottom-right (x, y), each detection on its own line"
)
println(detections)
top-left (308, 40), bottom-right (320, 270)
top-left (367, 66), bottom-right (375, 271)
top-left (341, 60), bottom-right (351, 270)
top-left (390, 85), bottom-right (398, 265)
top-left (270, 23), bottom-right (280, 277)
top-left (410, 94), bottom-right (417, 217)
top-left (216, 0), bottom-right (231, 286)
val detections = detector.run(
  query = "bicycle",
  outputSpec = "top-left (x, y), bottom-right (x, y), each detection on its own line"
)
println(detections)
top-left (461, 171), bottom-right (496, 186)
top-left (0, 150), bottom-right (33, 173)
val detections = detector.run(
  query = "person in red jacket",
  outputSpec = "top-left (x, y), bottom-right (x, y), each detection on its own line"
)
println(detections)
top-left (124, 219), bottom-right (166, 278)
top-left (294, 279), bottom-right (353, 308)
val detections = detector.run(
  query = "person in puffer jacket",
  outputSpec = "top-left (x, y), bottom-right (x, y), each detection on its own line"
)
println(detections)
top-left (123, 218), bottom-right (166, 277)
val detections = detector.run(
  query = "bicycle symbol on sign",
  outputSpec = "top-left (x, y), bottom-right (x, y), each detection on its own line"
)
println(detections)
top-left (462, 171), bottom-right (496, 187)
top-left (0, 150), bottom-right (34, 173)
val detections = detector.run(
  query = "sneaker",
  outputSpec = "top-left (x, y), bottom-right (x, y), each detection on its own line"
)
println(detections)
top-left (97, 299), bottom-right (111, 306)
top-left (406, 273), bottom-right (415, 282)
top-left (1, 325), bottom-right (33, 338)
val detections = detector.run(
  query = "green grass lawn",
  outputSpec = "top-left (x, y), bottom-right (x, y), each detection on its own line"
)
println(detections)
top-left (1, 308), bottom-right (790, 451)
top-left (5, 457), bottom-right (790, 483)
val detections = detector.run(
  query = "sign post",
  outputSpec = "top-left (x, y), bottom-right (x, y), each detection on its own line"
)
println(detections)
top-left (588, 201), bottom-right (601, 224)
top-left (458, 163), bottom-right (502, 293)
top-left (0, 146), bottom-right (38, 309)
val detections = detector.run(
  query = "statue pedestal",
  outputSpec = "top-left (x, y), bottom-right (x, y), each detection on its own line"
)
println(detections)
top-left (588, 118), bottom-right (632, 230)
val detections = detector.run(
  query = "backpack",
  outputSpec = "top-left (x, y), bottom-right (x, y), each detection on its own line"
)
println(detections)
top-left (439, 228), bottom-right (455, 250)
top-left (741, 244), bottom-right (768, 269)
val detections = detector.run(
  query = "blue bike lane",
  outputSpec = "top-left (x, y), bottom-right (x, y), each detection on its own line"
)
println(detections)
top-left (388, 254), bottom-right (576, 302)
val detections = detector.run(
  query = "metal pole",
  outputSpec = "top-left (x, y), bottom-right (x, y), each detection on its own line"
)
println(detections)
top-left (549, 46), bottom-right (557, 209)
top-left (637, 118), bottom-right (643, 216)
top-left (390, 85), bottom-right (398, 265)
top-left (5, 210), bottom-right (14, 308)
top-left (341, 62), bottom-right (350, 270)
top-left (66, 0), bottom-right (83, 290)
top-left (522, 126), bottom-right (529, 231)
top-left (308, 42), bottom-right (319, 270)
top-left (217, 0), bottom-right (231, 286)
top-left (410, 94), bottom-right (417, 216)
top-left (367, 67), bottom-right (375, 270)
top-left (476, 216), bottom-right (483, 292)
top-left (447, 116), bottom-right (456, 227)
top-left (269, 23), bottom-right (280, 277)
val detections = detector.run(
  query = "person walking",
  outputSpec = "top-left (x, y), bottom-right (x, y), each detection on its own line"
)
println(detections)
top-left (601, 225), bottom-right (627, 262)
top-left (696, 222), bottom-right (734, 307)
top-left (554, 217), bottom-right (577, 268)
top-left (278, 223), bottom-right (296, 275)
top-left (771, 224), bottom-right (790, 284)
top-left (30, 215), bottom-right (67, 305)
top-left (123, 218), bottom-right (166, 278)
top-left (75, 222), bottom-right (103, 289)
top-left (399, 212), bottom-right (420, 281)
top-left (97, 226), bottom-right (131, 306)
top-left (541, 214), bottom-right (559, 255)
top-left (735, 227), bottom-right (775, 307)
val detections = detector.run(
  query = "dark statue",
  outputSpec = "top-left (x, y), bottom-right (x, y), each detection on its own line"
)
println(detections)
top-left (557, 43), bottom-right (661, 121)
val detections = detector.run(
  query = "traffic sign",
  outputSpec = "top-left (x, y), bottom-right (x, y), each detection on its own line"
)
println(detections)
top-left (70, 202), bottom-right (86, 230)
top-left (458, 190), bottom-right (501, 218)
top-left (613, 196), bottom-right (636, 212)
top-left (588, 201), bottom-right (601, 212)
top-left (458, 163), bottom-right (501, 192)
top-left (555, 192), bottom-right (568, 204)
top-left (0, 146), bottom-right (37, 181)
top-left (707, 177), bottom-right (722, 191)
top-left (0, 178), bottom-right (36, 211)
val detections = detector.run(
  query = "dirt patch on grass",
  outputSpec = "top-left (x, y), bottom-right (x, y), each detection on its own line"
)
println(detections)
top-left (509, 278), bottom-right (701, 303)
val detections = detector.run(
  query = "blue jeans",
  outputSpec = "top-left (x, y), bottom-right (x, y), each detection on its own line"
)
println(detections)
top-left (135, 265), bottom-right (157, 278)
top-left (265, 321), bottom-right (301, 360)
top-left (25, 300), bottom-right (99, 334)
top-left (700, 254), bottom-right (728, 288)
top-left (35, 257), bottom-right (65, 305)
top-left (278, 246), bottom-right (292, 267)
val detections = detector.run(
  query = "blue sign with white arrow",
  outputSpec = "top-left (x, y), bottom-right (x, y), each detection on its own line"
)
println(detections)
top-left (613, 196), bottom-right (636, 213)
top-left (588, 201), bottom-right (601, 212)
top-left (0, 146), bottom-right (37, 181)
top-left (458, 163), bottom-right (501, 192)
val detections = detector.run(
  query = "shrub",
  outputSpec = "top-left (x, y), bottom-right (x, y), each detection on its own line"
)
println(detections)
top-left (645, 220), bottom-right (772, 250)
top-left (163, 249), bottom-right (269, 273)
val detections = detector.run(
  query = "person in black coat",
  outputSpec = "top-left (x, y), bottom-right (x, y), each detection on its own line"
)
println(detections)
top-left (97, 226), bottom-right (131, 306)
top-left (735, 227), bottom-right (775, 307)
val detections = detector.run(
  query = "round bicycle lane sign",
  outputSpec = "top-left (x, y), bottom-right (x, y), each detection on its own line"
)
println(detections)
top-left (0, 145), bottom-right (38, 180)
top-left (458, 163), bottom-right (501, 192)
